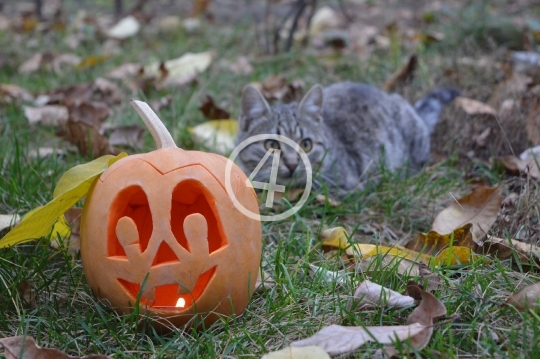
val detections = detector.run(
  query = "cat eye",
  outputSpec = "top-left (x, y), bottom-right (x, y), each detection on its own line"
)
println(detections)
top-left (264, 139), bottom-right (280, 151)
top-left (299, 138), bottom-right (313, 152)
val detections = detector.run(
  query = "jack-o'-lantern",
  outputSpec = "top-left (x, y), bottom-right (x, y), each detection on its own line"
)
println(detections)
top-left (80, 100), bottom-right (262, 329)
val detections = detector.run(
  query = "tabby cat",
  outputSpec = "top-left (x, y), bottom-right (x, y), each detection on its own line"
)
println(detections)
top-left (236, 82), bottom-right (458, 198)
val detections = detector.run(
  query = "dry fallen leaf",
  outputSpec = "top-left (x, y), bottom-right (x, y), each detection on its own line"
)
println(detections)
top-left (106, 124), bottom-right (145, 149)
top-left (16, 280), bottom-right (36, 308)
top-left (227, 56), bottom-right (253, 76)
top-left (105, 15), bottom-right (140, 40)
top-left (497, 155), bottom-right (540, 180)
top-left (0, 84), bottom-right (33, 103)
top-left (418, 263), bottom-right (442, 292)
top-left (315, 194), bottom-right (341, 207)
top-left (0, 336), bottom-right (112, 359)
top-left (0, 214), bottom-right (21, 233)
top-left (405, 285), bottom-right (448, 349)
top-left (309, 264), bottom-right (349, 286)
top-left (28, 147), bottom-right (66, 159)
top-left (382, 54), bottom-right (418, 92)
top-left (431, 186), bottom-right (502, 241)
top-left (106, 62), bottom-right (142, 80)
top-left (190, 119), bottom-right (237, 155)
top-left (262, 346), bottom-right (330, 359)
top-left (23, 105), bottom-right (68, 126)
top-left (506, 281), bottom-right (540, 313)
top-left (146, 51), bottom-right (213, 89)
top-left (198, 95), bottom-right (230, 119)
top-left (454, 97), bottom-right (497, 116)
top-left (405, 224), bottom-right (479, 266)
top-left (482, 236), bottom-right (540, 264)
top-left (353, 280), bottom-right (415, 309)
top-left (252, 75), bottom-right (305, 103)
top-left (290, 323), bottom-right (426, 355)
top-left (63, 101), bottom-right (113, 157)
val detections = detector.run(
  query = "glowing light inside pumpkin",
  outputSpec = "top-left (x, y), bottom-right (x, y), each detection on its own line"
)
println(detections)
top-left (176, 297), bottom-right (186, 308)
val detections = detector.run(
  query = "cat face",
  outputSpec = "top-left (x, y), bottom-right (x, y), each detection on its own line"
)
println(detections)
top-left (236, 85), bottom-right (328, 190)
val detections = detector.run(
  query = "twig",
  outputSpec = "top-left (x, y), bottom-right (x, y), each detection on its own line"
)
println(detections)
top-left (114, 0), bottom-right (123, 18)
top-left (35, 0), bottom-right (43, 21)
top-left (301, 0), bottom-right (317, 47)
top-left (272, 0), bottom-right (299, 54)
top-left (283, 0), bottom-right (308, 52)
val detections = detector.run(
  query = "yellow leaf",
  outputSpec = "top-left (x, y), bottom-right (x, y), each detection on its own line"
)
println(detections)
top-left (76, 54), bottom-right (109, 70)
top-left (362, 244), bottom-right (432, 264)
top-left (189, 119), bottom-right (237, 155)
top-left (319, 227), bottom-right (349, 249)
top-left (406, 223), bottom-right (475, 255)
top-left (433, 246), bottom-right (475, 266)
top-left (0, 153), bottom-right (127, 248)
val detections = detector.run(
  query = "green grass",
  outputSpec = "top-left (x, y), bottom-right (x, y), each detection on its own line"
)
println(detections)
top-left (1, 0), bottom-right (540, 358)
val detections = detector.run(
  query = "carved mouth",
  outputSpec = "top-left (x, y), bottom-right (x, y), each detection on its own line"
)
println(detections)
top-left (118, 266), bottom-right (217, 311)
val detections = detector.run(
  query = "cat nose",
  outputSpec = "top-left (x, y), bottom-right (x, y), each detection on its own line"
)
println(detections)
top-left (286, 163), bottom-right (298, 173)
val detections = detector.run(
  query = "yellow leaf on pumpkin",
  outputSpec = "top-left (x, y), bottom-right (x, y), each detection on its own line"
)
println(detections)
top-left (0, 153), bottom-right (127, 248)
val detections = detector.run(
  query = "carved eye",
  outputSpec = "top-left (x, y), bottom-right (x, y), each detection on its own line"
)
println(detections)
top-left (300, 138), bottom-right (312, 152)
top-left (264, 139), bottom-right (281, 151)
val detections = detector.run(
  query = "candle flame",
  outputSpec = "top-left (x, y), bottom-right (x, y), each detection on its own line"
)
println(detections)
top-left (176, 297), bottom-right (186, 308)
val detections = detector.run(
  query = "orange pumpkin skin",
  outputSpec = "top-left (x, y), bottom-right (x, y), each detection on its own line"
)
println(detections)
top-left (80, 146), bottom-right (262, 329)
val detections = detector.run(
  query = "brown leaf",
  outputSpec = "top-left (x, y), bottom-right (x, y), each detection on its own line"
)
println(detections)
top-left (353, 280), bottom-right (415, 309)
top-left (16, 280), bottom-right (36, 308)
top-left (382, 54), bottom-right (418, 92)
top-left (507, 281), bottom-right (540, 313)
top-left (254, 75), bottom-right (305, 103)
top-left (454, 97), bottom-right (497, 116)
top-left (48, 83), bottom-right (93, 104)
top-left (405, 285), bottom-right (448, 349)
top-left (431, 186), bottom-right (502, 241)
top-left (23, 105), bottom-right (68, 126)
top-left (418, 263), bottom-right (442, 292)
top-left (290, 323), bottom-right (426, 355)
top-left (198, 95), bottom-right (230, 119)
top-left (255, 269), bottom-right (276, 294)
top-left (93, 78), bottom-right (123, 105)
top-left (0, 336), bottom-right (111, 359)
top-left (106, 124), bottom-right (145, 149)
top-left (63, 102), bottom-right (112, 157)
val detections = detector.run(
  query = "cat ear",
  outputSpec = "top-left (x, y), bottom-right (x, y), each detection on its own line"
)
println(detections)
top-left (240, 85), bottom-right (272, 130)
top-left (298, 84), bottom-right (323, 120)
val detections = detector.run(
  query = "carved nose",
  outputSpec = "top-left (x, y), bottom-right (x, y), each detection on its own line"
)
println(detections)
top-left (286, 163), bottom-right (298, 173)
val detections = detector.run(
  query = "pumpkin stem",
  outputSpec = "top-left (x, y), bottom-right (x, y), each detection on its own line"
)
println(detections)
top-left (130, 99), bottom-right (177, 149)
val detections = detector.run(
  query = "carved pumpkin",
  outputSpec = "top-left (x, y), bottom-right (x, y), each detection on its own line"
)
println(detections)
top-left (80, 100), bottom-right (262, 328)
